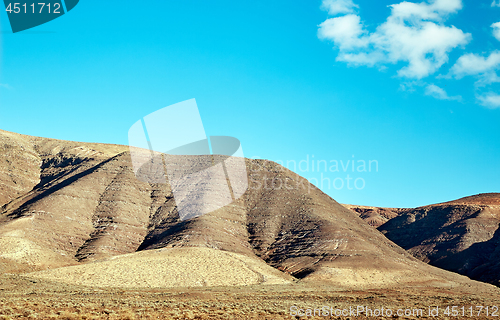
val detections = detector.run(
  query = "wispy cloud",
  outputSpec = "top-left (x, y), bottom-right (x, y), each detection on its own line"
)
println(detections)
top-left (318, 15), bottom-right (368, 51)
top-left (425, 84), bottom-right (462, 101)
top-left (477, 92), bottom-right (500, 108)
top-left (450, 51), bottom-right (500, 78)
top-left (449, 51), bottom-right (500, 87)
top-left (492, 0), bottom-right (500, 7)
top-left (492, 22), bottom-right (500, 41)
top-left (318, 0), bottom-right (470, 79)
top-left (0, 83), bottom-right (13, 90)
top-left (321, 0), bottom-right (358, 16)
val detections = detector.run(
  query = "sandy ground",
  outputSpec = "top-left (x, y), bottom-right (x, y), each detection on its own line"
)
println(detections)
top-left (0, 274), bottom-right (499, 319)
top-left (27, 248), bottom-right (292, 288)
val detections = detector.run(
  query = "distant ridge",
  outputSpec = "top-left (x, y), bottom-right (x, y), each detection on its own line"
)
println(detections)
top-left (342, 204), bottom-right (407, 227)
top-left (379, 193), bottom-right (500, 286)
top-left (440, 193), bottom-right (500, 206)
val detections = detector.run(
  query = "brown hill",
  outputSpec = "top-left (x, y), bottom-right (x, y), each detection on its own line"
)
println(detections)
top-left (0, 129), bottom-right (498, 295)
top-left (442, 193), bottom-right (500, 205)
top-left (342, 204), bottom-right (407, 227)
top-left (379, 193), bottom-right (500, 286)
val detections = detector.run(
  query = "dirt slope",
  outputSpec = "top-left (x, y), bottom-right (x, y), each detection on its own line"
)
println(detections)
top-left (379, 193), bottom-right (500, 286)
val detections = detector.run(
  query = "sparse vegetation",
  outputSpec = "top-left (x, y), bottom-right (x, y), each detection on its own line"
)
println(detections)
top-left (1, 273), bottom-right (498, 319)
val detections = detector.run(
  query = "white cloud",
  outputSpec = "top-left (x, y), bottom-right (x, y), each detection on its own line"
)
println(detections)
top-left (477, 92), bottom-right (500, 108)
top-left (321, 0), bottom-right (358, 15)
top-left (425, 84), bottom-right (462, 101)
top-left (318, 0), bottom-right (500, 108)
top-left (390, 0), bottom-right (462, 21)
top-left (445, 25), bottom-right (500, 89)
top-left (492, 22), bottom-right (500, 41)
top-left (449, 51), bottom-right (500, 86)
top-left (0, 84), bottom-right (12, 90)
top-left (318, 15), bottom-right (368, 50)
top-left (451, 51), bottom-right (500, 77)
top-left (318, 0), bottom-right (470, 79)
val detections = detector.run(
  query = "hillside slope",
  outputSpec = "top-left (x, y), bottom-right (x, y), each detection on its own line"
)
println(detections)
top-left (0, 129), bottom-right (497, 293)
top-left (379, 193), bottom-right (500, 286)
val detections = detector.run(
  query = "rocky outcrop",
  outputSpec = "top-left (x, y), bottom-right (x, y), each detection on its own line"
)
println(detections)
top-left (342, 204), bottom-right (407, 227)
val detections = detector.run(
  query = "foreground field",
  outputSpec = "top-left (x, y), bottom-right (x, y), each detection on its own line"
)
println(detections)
top-left (0, 274), bottom-right (499, 319)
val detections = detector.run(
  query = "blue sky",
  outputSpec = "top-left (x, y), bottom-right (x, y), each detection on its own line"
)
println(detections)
top-left (0, 0), bottom-right (499, 207)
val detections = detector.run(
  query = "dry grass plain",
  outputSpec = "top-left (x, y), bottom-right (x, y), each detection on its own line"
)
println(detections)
top-left (1, 273), bottom-right (500, 320)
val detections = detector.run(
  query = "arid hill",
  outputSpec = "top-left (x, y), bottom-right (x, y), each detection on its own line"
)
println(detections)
top-left (0, 129), bottom-right (498, 296)
top-left (342, 204), bottom-right (407, 227)
top-left (379, 193), bottom-right (500, 286)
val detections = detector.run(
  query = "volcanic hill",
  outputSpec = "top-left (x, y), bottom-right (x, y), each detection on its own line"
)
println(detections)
top-left (0, 129), bottom-right (497, 295)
